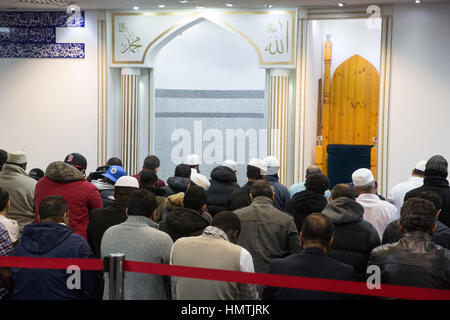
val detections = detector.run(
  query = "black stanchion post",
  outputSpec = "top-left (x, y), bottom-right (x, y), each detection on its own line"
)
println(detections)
top-left (104, 253), bottom-right (125, 300)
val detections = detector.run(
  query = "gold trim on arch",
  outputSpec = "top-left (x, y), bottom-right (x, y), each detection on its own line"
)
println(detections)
top-left (111, 10), bottom-right (297, 66)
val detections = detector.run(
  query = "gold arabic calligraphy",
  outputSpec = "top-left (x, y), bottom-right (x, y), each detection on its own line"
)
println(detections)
top-left (265, 20), bottom-right (289, 56)
top-left (121, 34), bottom-right (143, 54)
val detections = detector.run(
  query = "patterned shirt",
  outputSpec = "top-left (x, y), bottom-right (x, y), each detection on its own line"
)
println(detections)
top-left (0, 222), bottom-right (13, 299)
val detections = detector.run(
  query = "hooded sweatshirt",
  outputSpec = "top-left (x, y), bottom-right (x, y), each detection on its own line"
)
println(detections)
top-left (34, 161), bottom-right (103, 240)
top-left (206, 166), bottom-right (240, 216)
top-left (322, 197), bottom-right (381, 276)
top-left (12, 223), bottom-right (97, 300)
top-left (285, 190), bottom-right (328, 232)
top-left (159, 207), bottom-right (210, 242)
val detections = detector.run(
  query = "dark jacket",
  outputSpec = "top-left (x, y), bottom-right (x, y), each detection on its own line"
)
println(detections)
top-left (405, 176), bottom-right (450, 227)
top-left (87, 201), bottom-right (128, 258)
top-left (206, 166), bottom-right (240, 216)
top-left (263, 247), bottom-right (357, 300)
top-left (133, 168), bottom-right (165, 188)
top-left (12, 223), bottom-right (97, 300)
top-left (234, 196), bottom-right (301, 275)
top-left (382, 219), bottom-right (450, 249)
top-left (265, 175), bottom-right (291, 212)
top-left (369, 231), bottom-right (450, 289)
top-left (34, 162), bottom-right (103, 240)
top-left (286, 190), bottom-right (328, 232)
top-left (91, 179), bottom-right (115, 208)
top-left (159, 207), bottom-right (210, 242)
top-left (322, 197), bottom-right (381, 277)
top-left (228, 181), bottom-right (253, 211)
top-left (164, 176), bottom-right (191, 197)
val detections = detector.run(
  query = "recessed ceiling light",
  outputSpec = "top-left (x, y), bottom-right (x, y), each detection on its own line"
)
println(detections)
top-left (337, 2), bottom-right (345, 7)
top-left (196, 5), bottom-right (205, 9)
top-left (132, 6), bottom-right (139, 10)
top-left (414, 0), bottom-right (421, 3)
top-left (158, 4), bottom-right (166, 8)
top-left (265, 4), bottom-right (273, 8)
top-left (179, 0), bottom-right (188, 3)
top-left (225, 3), bottom-right (234, 7)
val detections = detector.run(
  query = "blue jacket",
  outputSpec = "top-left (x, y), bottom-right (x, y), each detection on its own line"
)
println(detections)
top-left (12, 223), bottom-right (97, 300)
top-left (265, 175), bottom-right (291, 211)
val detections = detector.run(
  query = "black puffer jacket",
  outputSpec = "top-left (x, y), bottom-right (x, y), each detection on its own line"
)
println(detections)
top-left (369, 231), bottom-right (450, 290)
top-left (206, 166), bottom-right (240, 216)
top-left (322, 197), bottom-right (381, 277)
top-left (165, 176), bottom-right (190, 197)
top-left (405, 176), bottom-right (450, 227)
top-left (285, 190), bottom-right (328, 232)
top-left (159, 207), bottom-right (210, 242)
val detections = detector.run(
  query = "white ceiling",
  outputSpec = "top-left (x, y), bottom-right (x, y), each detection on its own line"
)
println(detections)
top-left (0, 0), bottom-right (448, 10)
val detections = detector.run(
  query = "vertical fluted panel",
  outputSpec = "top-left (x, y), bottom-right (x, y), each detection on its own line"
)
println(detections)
top-left (270, 74), bottom-right (289, 186)
top-left (121, 68), bottom-right (140, 175)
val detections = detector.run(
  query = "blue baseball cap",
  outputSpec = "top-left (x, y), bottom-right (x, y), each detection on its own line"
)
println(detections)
top-left (102, 165), bottom-right (126, 183)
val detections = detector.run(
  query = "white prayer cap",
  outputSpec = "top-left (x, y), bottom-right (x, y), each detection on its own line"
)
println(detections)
top-left (115, 176), bottom-right (139, 189)
top-left (7, 150), bottom-right (27, 164)
top-left (191, 172), bottom-right (211, 191)
top-left (263, 156), bottom-right (280, 176)
top-left (414, 160), bottom-right (427, 172)
top-left (185, 154), bottom-right (200, 166)
top-left (248, 158), bottom-right (267, 175)
top-left (352, 168), bottom-right (374, 187)
top-left (223, 159), bottom-right (238, 172)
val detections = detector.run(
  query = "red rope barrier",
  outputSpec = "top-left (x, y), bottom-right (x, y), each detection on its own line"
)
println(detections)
top-left (1, 256), bottom-right (449, 300)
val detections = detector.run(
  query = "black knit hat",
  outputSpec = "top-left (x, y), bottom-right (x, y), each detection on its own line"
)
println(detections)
top-left (425, 155), bottom-right (448, 177)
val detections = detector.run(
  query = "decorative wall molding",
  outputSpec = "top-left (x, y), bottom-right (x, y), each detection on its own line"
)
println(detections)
top-left (97, 12), bottom-right (107, 167)
top-left (110, 9), bottom-right (297, 68)
top-left (0, 11), bottom-right (85, 58)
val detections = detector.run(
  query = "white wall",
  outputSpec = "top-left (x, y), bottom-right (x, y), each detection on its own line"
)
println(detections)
top-left (0, 10), bottom-right (98, 174)
top-left (387, 3), bottom-right (450, 190)
top-left (154, 20), bottom-right (265, 90)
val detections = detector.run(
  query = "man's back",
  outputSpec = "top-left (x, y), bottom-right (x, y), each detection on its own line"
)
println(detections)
top-left (228, 182), bottom-right (253, 211)
top-left (388, 177), bottom-right (423, 211)
top-left (0, 164), bottom-right (36, 231)
top-left (87, 202), bottom-right (128, 258)
top-left (35, 162), bottom-right (103, 240)
top-left (12, 223), bottom-right (96, 300)
top-left (265, 175), bottom-right (290, 211)
top-left (171, 230), bottom-right (257, 300)
top-left (101, 215), bottom-right (173, 300)
top-left (234, 196), bottom-right (301, 274)
top-left (263, 248), bottom-right (356, 300)
top-left (405, 176), bottom-right (450, 227)
top-left (369, 231), bottom-right (450, 289)
top-left (356, 193), bottom-right (398, 240)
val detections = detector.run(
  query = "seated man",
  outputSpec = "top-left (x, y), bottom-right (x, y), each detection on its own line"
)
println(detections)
top-left (170, 211), bottom-right (258, 300)
top-left (369, 197), bottom-right (450, 289)
top-left (12, 196), bottom-right (97, 300)
top-left (383, 191), bottom-right (450, 249)
top-left (263, 213), bottom-right (357, 300)
top-left (159, 185), bottom-right (211, 242)
top-left (322, 183), bottom-right (380, 277)
top-left (101, 189), bottom-right (173, 300)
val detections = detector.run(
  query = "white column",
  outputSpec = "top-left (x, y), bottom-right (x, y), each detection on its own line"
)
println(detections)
top-left (120, 68), bottom-right (140, 175)
top-left (269, 69), bottom-right (290, 186)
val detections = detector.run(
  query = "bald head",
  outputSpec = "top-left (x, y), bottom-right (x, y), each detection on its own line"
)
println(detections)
top-left (305, 165), bottom-right (322, 178)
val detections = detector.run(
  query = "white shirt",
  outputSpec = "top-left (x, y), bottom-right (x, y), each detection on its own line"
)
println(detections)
top-left (356, 193), bottom-right (399, 240)
top-left (388, 176), bottom-right (424, 211)
top-left (0, 215), bottom-right (19, 243)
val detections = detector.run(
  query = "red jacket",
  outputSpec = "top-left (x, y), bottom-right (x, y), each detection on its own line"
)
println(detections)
top-left (133, 168), bottom-right (165, 187)
top-left (35, 161), bottom-right (103, 240)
